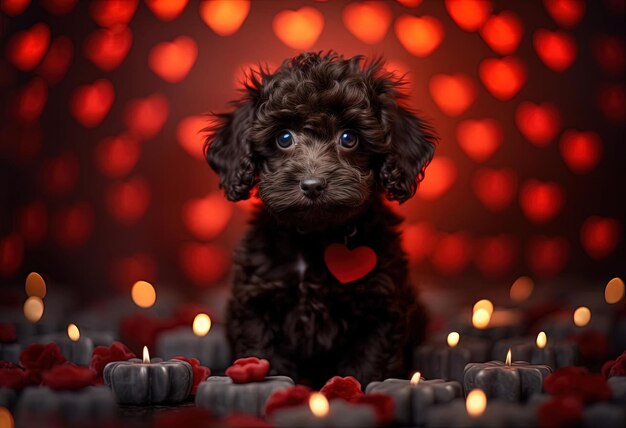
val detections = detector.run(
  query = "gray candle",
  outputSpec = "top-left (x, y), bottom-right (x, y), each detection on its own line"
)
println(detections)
top-left (0, 323), bottom-right (20, 363)
top-left (425, 390), bottom-right (536, 427)
top-left (492, 332), bottom-right (577, 369)
top-left (155, 314), bottom-right (231, 373)
top-left (0, 343), bottom-right (21, 363)
top-left (272, 392), bottom-right (377, 428)
top-left (14, 385), bottom-right (117, 426)
top-left (414, 332), bottom-right (490, 383)
top-left (103, 346), bottom-right (193, 405)
top-left (464, 350), bottom-right (552, 401)
top-left (365, 373), bottom-right (462, 425)
top-left (195, 375), bottom-right (294, 417)
top-left (0, 387), bottom-right (17, 411)
top-left (608, 377), bottom-right (626, 404)
top-left (35, 323), bottom-right (94, 366)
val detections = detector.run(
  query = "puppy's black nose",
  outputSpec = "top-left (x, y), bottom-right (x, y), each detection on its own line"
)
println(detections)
top-left (300, 177), bottom-right (327, 198)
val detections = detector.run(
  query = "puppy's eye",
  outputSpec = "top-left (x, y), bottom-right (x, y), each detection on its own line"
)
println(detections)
top-left (339, 131), bottom-right (358, 149)
top-left (276, 130), bottom-right (294, 149)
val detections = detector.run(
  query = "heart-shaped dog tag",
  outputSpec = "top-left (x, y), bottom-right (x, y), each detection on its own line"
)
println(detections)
top-left (324, 243), bottom-right (377, 284)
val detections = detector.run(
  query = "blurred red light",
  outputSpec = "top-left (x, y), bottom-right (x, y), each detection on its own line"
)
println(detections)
top-left (148, 36), bottom-right (198, 83)
top-left (580, 216), bottom-right (622, 260)
top-left (519, 180), bottom-right (564, 224)
top-left (515, 102), bottom-right (561, 147)
top-left (6, 23), bottom-right (50, 72)
top-left (559, 130), bottom-right (602, 174)
top-left (272, 6), bottom-right (324, 50)
top-left (456, 118), bottom-right (502, 162)
top-left (69, 79), bottom-right (115, 128)
top-left (429, 74), bottom-right (476, 117)
top-left (478, 56), bottom-right (526, 100)
top-left (395, 15), bottom-right (444, 57)
top-left (342, 1), bottom-right (392, 45)
top-left (445, 0), bottom-right (492, 32)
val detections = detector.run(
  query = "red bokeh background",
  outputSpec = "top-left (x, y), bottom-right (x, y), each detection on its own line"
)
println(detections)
top-left (0, 0), bottom-right (624, 302)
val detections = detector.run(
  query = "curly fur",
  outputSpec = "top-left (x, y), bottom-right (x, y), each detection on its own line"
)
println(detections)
top-left (205, 52), bottom-right (436, 387)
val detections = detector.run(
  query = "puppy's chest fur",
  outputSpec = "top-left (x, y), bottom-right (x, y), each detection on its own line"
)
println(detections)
top-left (230, 204), bottom-right (409, 359)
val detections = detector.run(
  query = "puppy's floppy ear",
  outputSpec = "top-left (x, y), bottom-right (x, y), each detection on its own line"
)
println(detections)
top-left (204, 100), bottom-right (257, 201)
top-left (379, 105), bottom-right (436, 203)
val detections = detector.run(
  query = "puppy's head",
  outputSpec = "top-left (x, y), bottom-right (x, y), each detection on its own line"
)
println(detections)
top-left (205, 52), bottom-right (436, 228)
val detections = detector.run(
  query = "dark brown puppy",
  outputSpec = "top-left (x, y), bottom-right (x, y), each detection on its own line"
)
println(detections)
top-left (205, 52), bottom-right (436, 388)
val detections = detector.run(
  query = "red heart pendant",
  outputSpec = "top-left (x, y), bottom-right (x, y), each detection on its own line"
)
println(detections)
top-left (324, 243), bottom-right (377, 284)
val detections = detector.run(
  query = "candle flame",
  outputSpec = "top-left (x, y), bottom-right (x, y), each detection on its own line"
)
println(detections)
top-left (447, 332), bottom-right (460, 348)
top-left (410, 372), bottom-right (421, 385)
top-left (473, 299), bottom-right (494, 316)
top-left (23, 296), bottom-right (44, 323)
top-left (472, 308), bottom-right (491, 329)
top-left (25, 272), bottom-right (47, 298)
top-left (505, 348), bottom-right (512, 365)
top-left (573, 306), bottom-right (591, 327)
top-left (309, 392), bottom-right (329, 418)
top-left (142, 346), bottom-right (150, 363)
top-left (466, 389), bottom-right (487, 417)
top-left (510, 276), bottom-right (534, 302)
top-left (67, 323), bottom-right (80, 341)
top-left (536, 331), bottom-right (547, 349)
top-left (131, 280), bottom-right (156, 309)
top-left (193, 313), bottom-right (211, 337)
top-left (605, 277), bottom-right (625, 304)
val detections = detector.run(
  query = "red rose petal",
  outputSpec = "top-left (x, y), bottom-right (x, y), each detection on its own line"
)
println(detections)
top-left (264, 385), bottom-right (313, 417)
top-left (320, 376), bottom-right (363, 401)
top-left (173, 355), bottom-right (210, 394)
top-left (90, 341), bottom-right (135, 384)
top-left (42, 363), bottom-right (96, 391)
top-left (225, 357), bottom-right (270, 384)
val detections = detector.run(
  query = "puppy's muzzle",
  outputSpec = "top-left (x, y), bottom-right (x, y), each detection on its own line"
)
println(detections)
top-left (300, 177), bottom-right (327, 199)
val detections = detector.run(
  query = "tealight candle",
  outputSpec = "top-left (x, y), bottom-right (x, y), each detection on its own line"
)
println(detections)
top-left (491, 331), bottom-right (577, 369)
top-left (414, 332), bottom-right (490, 383)
top-left (195, 374), bottom-right (295, 417)
top-left (426, 389), bottom-right (536, 427)
top-left (272, 391), bottom-right (377, 427)
top-left (36, 324), bottom-right (94, 366)
top-left (15, 386), bottom-right (117, 426)
top-left (464, 349), bottom-right (552, 401)
top-left (155, 313), bottom-right (231, 373)
top-left (530, 331), bottom-right (577, 368)
top-left (103, 346), bottom-right (193, 405)
top-left (0, 324), bottom-right (20, 363)
top-left (365, 372), bottom-right (462, 425)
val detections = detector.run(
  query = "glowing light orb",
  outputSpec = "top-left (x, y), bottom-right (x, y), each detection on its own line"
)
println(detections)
top-left (447, 332), bottom-right (460, 348)
top-left (131, 280), bottom-right (156, 308)
top-left (25, 272), bottom-right (47, 298)
top-left (23, 296), bottom-right (44, 323)
top-left (573, 306), bottom-right (591, 327)
top-left (510, 276), bottom-right (534, 302)
top-left (193, 313), bottom-right (211, 337)
top-left (466, 388), bottom-right (487, 417)
top-left (605, 277), bottom-right (625, 304)
top-left (309, 392), bottom-right (329, 418)
top-left (67, 323), bottom-right (80, 341)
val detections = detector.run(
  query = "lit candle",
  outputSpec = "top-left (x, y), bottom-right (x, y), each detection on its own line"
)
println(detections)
top-left (492, 331), bottom-right (578, 370)
top-left (272, 391), bottom-right (378, 427)
top-left (155, 312), bottom-right (231, 373)
top-left (414, 332), bottom-right (489, 383)
top-left (365, 371), bottom-right (462, 425)
top-left (426, 388), bottom-right (536, 427)
top-left (36, 323), bottom-right (94, 366)
top-left (103, 346), bottom-right (194, 405)
top-left (464, 349), bottom-right (552, 401)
